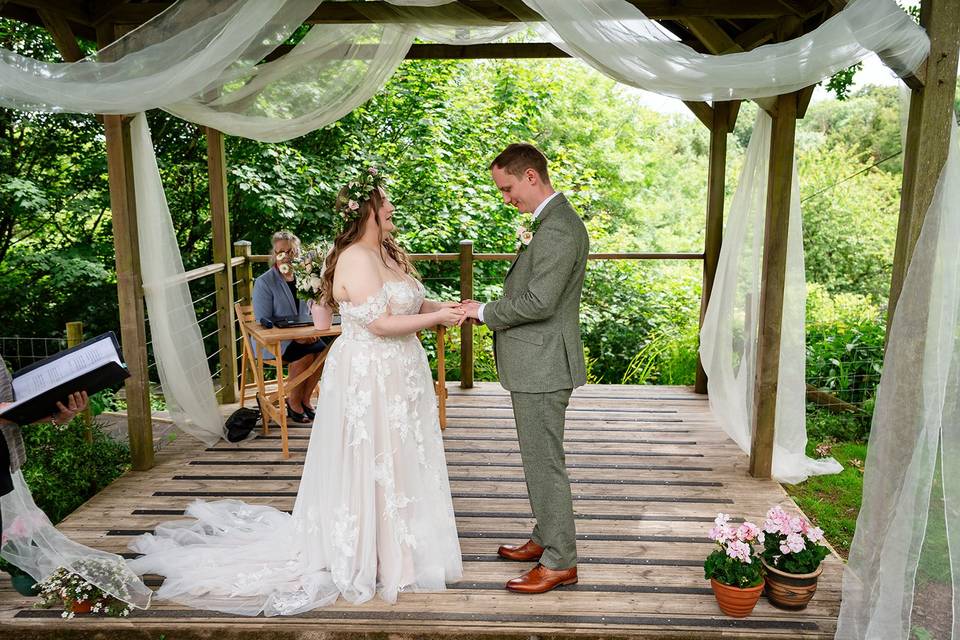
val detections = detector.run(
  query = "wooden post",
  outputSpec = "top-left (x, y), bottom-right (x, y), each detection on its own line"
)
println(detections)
top-left (98, 23), bottom-right (152, 471)
top-left (749, 91), bottom-right (799, 479)
top-left (887, 0), bottom-right (960, 341)
top-left (234, 240), bottom-right (254, 304)
top-left (206, 128), bottom-right (237, 404)
top-left (104, 114), bottom-right (154, 471)
top-left (695, 101), bottom-right (733, 394)
top-left (65, 321), bottom-right (93, 441)
top-left (459, 240), bottom-right (474, 389)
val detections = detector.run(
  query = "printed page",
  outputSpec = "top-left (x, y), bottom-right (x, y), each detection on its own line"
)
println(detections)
top-left (9, 337), bottom-right (121, 406)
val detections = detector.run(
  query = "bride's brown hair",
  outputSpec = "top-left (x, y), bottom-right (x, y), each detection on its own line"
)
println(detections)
top-left (321, 186), bottom-right (418, 309)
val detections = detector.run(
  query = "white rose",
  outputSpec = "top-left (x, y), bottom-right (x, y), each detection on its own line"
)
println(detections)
top-left (348, 200), bottom-right (360, 211)
top-left (310, 276), bottom-right (323, 291)
top-left (520, 230), bottom-right (534, 245)
top-left (516, 225), bottom-right (527, 238)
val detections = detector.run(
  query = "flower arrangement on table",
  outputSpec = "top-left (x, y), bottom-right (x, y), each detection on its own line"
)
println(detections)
top-left (34, 558), bottom-right (136, 618)
top-left (277, 240), bottom-right (333, 329)
top-left (287, 240), bottom-right (331, 304)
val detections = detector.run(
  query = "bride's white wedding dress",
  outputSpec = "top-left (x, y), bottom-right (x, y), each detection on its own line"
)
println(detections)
top-left (128, 278), bottom-right (463, 616)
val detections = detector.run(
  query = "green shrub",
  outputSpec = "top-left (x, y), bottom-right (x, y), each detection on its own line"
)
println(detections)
top-left (21, 418), bottom-right (130, 525)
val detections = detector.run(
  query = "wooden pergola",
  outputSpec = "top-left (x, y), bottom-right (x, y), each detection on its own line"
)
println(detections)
top-left (2, 0), bottom-right (958, 480)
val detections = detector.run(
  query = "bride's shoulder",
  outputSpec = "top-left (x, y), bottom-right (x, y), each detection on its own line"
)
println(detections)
top-left (338, 244), bottom-right (378, 267)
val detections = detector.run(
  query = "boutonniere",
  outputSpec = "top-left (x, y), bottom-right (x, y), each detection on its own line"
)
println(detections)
top-left (515, 216), bottom-right (542, 252)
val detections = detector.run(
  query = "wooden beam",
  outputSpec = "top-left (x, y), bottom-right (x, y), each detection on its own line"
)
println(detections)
top-left (9, 0), bottom-right (92, 26)
top-left (733, 18), bottom-right (781, 50)
top-left (901, 60), bottom-right (927, 91)
top-left (728, 100), bottom-right (742, 130)
top-left (796, 84), bottom-right (816, 118)
top-left (263, 41), bottom-right (572, 64)
top-left (683, 101), bottom-right (714, 129)
top-left (103, 114), bottom-right (153, 471)
top-left (206, 128), bottom-right (237, 405)
top-left (99, 23), bottom-right (153, 471)
top-left (749, 91), bottom-right (799, 479)
top-left (887, 0), bottom-right (960, 340)
top-left (695, 101), bottom-right (731, 394)
top-left (459, 240), bottom-right (474, 389)
top-left (681, 17), bottom-right (781, 117)
top-left (37, 8), bottom-right (84, 62)
top-left (306, 1), bottom-right (805, 24)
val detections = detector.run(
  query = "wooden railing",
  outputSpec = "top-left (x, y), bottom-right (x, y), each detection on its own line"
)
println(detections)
top-left (231, 240), bottom-right (706, 389)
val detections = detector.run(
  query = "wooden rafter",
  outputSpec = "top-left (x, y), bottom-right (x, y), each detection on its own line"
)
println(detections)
top-left (36, 8), bottom-right (83, 62)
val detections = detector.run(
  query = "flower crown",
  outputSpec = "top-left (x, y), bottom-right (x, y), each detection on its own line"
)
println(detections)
top-left (336, 166), bottom-right (385, 221)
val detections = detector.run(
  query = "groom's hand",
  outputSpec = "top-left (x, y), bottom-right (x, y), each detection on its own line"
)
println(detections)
top-left (460, 300), bottom-right (483, 322)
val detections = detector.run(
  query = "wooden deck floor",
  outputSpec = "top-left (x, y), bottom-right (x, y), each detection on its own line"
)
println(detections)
top-left (0, 383), bottom-right (843, 639)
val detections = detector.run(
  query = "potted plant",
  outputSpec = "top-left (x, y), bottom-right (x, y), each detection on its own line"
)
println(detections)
top-left (34, 559), bottom-right (135, 619)
top-left (289, 240), bottom-right (333, 330)
top-left (704, 513), bottom-right (765, 618)
top-left (0, 557), bottom-right (39, 597)
top-left (760, 505), bottom-right (830, 610)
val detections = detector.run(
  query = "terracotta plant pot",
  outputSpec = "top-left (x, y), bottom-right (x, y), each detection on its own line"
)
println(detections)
top-left (10, 574), bottom-right (39, 597)
top-left (710, 578), bottom-right (764, 618)
top-left (70, 599), bottom-right (93, 614)
top-left (310, 302), bottom-right (332, 331)
top-left (762, 559), bottom-right (822, 610)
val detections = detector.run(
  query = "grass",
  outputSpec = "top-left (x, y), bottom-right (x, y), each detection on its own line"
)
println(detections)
top-left (784, 406), bottom-right (869, 558)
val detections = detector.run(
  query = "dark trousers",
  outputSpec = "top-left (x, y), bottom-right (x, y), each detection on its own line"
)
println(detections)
top-left (0, 435), bottom-right (12, 534)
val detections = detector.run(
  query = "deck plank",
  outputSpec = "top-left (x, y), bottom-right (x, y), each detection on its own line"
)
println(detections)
top-left (0, 383), bottom-right (842, 639)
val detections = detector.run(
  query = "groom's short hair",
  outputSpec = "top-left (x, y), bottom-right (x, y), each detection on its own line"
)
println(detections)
top-left (490, 143), bottom-right (551, 185)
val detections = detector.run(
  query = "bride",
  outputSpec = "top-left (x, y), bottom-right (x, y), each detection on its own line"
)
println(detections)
top-left (128, 168), bottom-right (465, 616)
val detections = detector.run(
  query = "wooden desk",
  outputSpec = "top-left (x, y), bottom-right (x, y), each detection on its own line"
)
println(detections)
top-left (242, 321), bottom-right (448, 459)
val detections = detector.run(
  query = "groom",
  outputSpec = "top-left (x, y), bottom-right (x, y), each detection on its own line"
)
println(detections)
top-left (462, 143), bottom-right (589, 594)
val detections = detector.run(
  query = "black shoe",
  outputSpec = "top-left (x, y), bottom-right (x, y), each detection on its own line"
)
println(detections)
top-left (286, 402), bottom-right (310, 424)
top-left (301, 404), bottom-right (316, 421)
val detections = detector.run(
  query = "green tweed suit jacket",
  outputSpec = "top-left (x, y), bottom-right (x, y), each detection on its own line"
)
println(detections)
top-left (483, 193), bottom-right (589, 393)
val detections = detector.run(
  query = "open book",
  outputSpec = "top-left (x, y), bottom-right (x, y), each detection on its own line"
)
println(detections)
top-left (1, 332), bottom-right (130, 425)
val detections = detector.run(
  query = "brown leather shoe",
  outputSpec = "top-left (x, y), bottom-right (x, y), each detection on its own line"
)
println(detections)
top-left (506, 564), bottom-right (578, 594)
top-left (497, 539), bottom-right (544, 562)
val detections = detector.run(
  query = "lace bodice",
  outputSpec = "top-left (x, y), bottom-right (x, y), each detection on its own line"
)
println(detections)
top-left (338, 278), bottom-right (425, 342)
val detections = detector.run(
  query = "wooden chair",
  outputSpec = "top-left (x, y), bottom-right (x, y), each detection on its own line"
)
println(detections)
top-left (235, 303), bottom-right (279, 434)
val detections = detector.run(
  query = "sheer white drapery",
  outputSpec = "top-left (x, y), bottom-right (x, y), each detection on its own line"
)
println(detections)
top-left (698, 111), bottom-right (843, 484)
top-left (0, 473), bottom-right (152, 608)
top-left (0, 0), bottom-right (946, 617)
top-left (0, 0), bottom-right (321, 114)
top-left (522, 0), bottom-right (928, 101)
top-left (835, 117), bottom-right (960, 640)
top-left (132, 114), bottom-right (223, 446)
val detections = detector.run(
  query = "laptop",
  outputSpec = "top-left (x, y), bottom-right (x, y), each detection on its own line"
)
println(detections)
top-left (271, 314), bottom-right (313, 328)
top-left (271, 314), bottom-right (342, 329)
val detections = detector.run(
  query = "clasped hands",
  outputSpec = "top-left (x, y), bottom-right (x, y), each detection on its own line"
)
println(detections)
top-left (433, 300), bottom-right (485, 328)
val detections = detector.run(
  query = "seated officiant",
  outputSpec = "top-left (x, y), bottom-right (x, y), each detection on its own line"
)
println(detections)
top-left (252, 230), bottom-right (327, 425)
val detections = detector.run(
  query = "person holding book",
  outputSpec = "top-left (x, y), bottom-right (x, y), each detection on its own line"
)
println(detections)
top-left (252, 230), bottom-right (327, 425)
top-left (0, 357), bottom-right (88, 533)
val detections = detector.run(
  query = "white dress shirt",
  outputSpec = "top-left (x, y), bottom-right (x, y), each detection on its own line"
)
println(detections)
top-left (477, 191), bottom-right (561, 323)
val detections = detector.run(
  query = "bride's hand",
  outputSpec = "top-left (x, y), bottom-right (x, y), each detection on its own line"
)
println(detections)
top-left (436, 301), bottom-right (461, 309)
top-left (435, 306), bottom-right (465, 327)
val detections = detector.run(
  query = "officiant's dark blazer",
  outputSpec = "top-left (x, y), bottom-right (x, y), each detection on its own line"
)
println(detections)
top-left (252, 266), bottom-right (303, 360)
